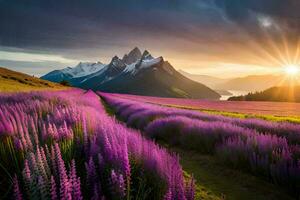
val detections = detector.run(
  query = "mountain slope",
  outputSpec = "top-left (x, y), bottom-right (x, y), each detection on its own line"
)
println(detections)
top-left (98, 59), bottom-right (220, 99)
top-left (216, 75), bottom-right (282, 92)
top-left (0, 67), bottom-right (66, 92)
top-left (228, 86), bottom-right (300, 102)
top-left (179, 70), bottom-right (284, 93)
top-left (179, 70), bottom-right (227, 88)
top-left (41, 62), bottom-right (106, 83)
top-left (42, 48), bottom-right (220, 99)
top-left (179, 70), bottom-right (232, 95)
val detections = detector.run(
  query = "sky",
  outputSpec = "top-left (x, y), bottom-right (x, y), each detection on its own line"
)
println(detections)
top-left (1, 0), bottom-right (300, 77)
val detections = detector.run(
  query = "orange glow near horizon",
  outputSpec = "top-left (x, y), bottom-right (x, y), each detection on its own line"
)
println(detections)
top-left (164, 23), bottom-right (300, 81)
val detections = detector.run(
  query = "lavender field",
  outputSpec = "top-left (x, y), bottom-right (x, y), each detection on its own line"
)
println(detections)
top-left (100, 92), bottom-right (300, 198)
top-left (1, 89), bottom-right (299, 199)
top-left (112, 93), bottom-right (300, 119)
top-left (0, 90), bottom-right (194, 200)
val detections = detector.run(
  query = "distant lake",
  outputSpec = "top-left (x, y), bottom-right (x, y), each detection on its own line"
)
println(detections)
top-left (220, 90), bottom-right (249, 101)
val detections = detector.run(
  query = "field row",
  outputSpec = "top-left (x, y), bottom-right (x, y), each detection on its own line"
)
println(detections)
top-left (100, 92), bottom-right (300, 197)
top-left (0, 90), bottom-right (194, 199)
top-left (113, 93), bottom-right (300, 122)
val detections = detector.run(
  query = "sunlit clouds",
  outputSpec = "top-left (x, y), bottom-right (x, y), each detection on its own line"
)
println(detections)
top-left (1, 0), bottom-right (300, 78)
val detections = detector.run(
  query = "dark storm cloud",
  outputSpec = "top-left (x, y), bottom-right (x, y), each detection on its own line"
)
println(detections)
top-left (211, 0), bottom-right (300, 64)
top-left (1, 0), bottom-right (299, 52)
top-left (215, 0), bottom-right (300, 19)
top-left (215, 0), bottom-right (300, 34)
top-left (0, 0), bottom-right (229, 53)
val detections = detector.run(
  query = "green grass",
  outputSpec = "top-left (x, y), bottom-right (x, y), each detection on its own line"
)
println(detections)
top-left (101, 99), bottom-right (115, 116)
top-left (203, 109), bottom-right (300, 123)
top-left (163, 104), bottom-right (300, 124)
top-left (175, 147), bottom-right (295, 200)
top-left (171, 87), bottom-right (189, 98)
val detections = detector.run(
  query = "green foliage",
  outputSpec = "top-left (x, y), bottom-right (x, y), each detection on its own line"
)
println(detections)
top-left (129, 159), bottom-right (167, 200)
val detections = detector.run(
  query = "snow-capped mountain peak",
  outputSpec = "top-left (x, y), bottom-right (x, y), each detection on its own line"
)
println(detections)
top-left (61, 62), bottom-right (106, 78)
top-left (141, 50), bottom-right (154, 60)
top-left (122, 47), bottom-right (142, 64)
top-left (41, 47), bottom-right (221, 100)
top-left (124, 55), bottom-right (162, 75)
top-left (42, 47), bottom-right (160, 81)
top-left (109, 56), bottom-right (126, 70)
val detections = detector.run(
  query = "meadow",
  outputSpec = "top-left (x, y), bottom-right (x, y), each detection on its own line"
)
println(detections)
top-left (100, 92), bottom-right (300, 199)
top-left (0, 89), bottom-right (193, 200)
top-left (1, 88), bottom-right (299, 200)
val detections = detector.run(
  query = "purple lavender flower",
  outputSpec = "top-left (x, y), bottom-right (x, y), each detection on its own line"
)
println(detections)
top-left (50, 176), bottom-right (58, 200)
top-left (69, 160), bottom-right (82, 200)
top-left (85, 156), bottom-right (96, 191)
top-left (110, 170), bottom-right (125, 198)
top-left (13, 175), bottom-right (23, 200)
top-left (1, 90), bottom-right (193, 200)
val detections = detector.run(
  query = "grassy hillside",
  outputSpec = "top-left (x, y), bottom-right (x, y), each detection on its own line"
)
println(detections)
top-left (0, 67), bottom-right (66, 92)
top-left (229, 86), bottom-right (300, 102)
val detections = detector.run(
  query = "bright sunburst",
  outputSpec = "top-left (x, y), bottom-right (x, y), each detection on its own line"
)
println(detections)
top-left (284, 65), bottom-right (300, 76)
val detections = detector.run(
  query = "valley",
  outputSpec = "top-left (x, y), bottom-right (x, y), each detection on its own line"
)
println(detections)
top-left (1, 60), bottom-right (300, 200)
top-left (2, 1), bottom-right (300, 199)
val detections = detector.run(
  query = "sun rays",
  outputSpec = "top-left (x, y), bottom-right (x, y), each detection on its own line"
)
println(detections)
top-left (249, 27), bottom-right (300, 101)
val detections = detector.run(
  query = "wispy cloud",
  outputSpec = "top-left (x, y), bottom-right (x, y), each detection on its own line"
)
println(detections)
top-left (0, 51), bottom-right (78, 63)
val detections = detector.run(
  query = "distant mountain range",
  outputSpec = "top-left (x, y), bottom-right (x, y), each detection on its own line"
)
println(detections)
top-left (228, 86), bottom-right (300, 102)
top-left (179, 70), bottom-right (283, 92)
top-left (178, 70), bottom-right (231, 95)
top-left (217, 75), bottom-right (282, 92)
top-left (178, 70), bottom-right (227, 89)
top-left (42, 48), bottom-right (220, 99)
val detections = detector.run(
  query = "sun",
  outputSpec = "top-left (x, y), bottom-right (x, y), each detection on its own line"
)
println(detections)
top-left (284, 65), bottom-right (299, 76)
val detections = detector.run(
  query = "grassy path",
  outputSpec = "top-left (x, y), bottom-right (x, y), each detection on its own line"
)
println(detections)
top-left (174, 147), bottom-right (294, 200)
top-left (99, 95), bottom-right (295, 200)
